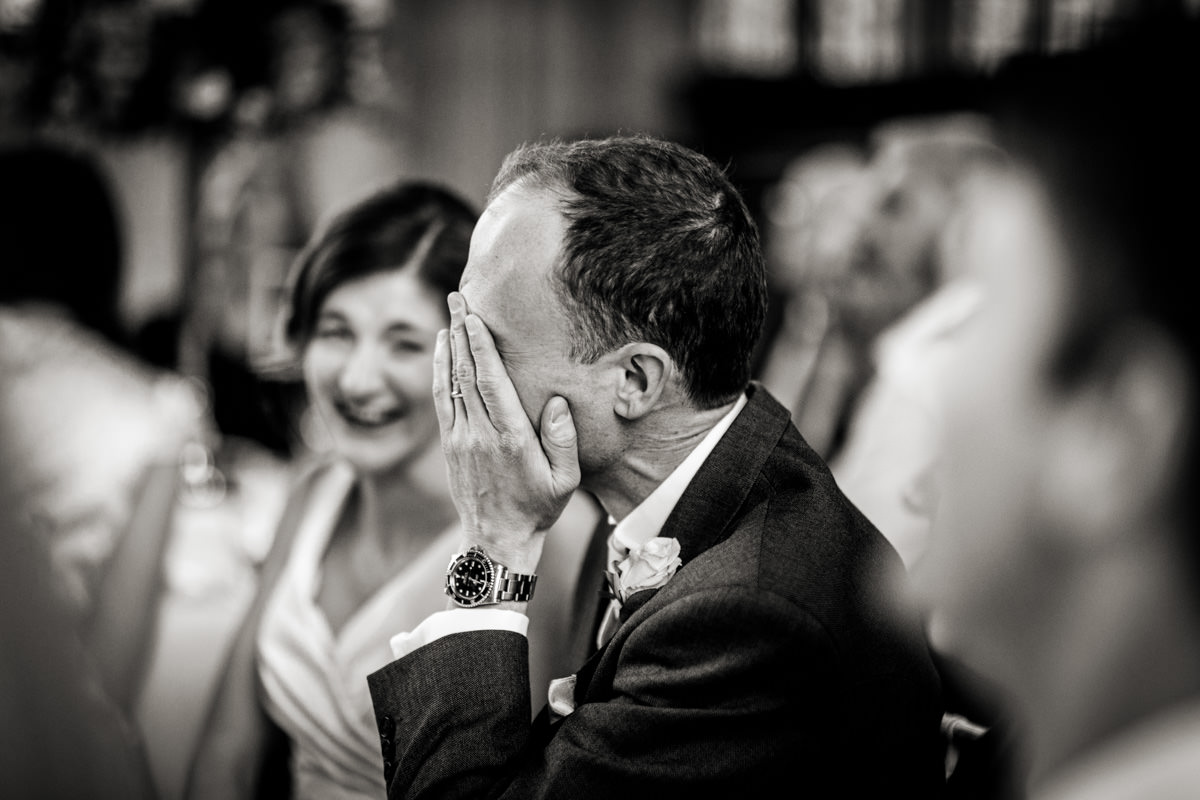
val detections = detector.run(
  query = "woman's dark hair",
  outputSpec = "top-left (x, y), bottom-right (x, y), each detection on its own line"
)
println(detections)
top-left (282, 180), bottom-right (477, 356)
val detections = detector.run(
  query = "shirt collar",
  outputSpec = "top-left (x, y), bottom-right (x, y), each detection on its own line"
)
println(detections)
top-left (611, 392), bottom-right (748, 551)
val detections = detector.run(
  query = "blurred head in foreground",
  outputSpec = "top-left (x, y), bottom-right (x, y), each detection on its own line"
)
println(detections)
top-left (910, 16), bottom-right (1200, 794)
top-left (0, 142), bottom-right (123, 345)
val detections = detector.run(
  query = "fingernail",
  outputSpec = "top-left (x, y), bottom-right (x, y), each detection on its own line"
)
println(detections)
top-left (550, 398), bottom-right (568, 425)
top-left (447, 293), bottom-right (463, 316)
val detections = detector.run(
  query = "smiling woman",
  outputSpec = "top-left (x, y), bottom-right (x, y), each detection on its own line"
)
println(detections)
top-left (301, 260), bottom-right (447, 477)
top-left (185, 179), bottom-right (602, 800)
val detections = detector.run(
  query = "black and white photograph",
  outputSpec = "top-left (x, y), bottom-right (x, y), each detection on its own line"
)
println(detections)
top-left (3, 2), bottom-right (1198, 799)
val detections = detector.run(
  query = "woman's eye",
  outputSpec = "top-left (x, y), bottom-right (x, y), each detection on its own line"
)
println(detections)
top-left (388, 338), bottom-right (425, 354)
top-left (315, 325), bottom-right (352, 341)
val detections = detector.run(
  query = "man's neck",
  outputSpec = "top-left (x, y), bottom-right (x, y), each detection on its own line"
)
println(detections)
top-left (586, 399), bottom-right (739, 521)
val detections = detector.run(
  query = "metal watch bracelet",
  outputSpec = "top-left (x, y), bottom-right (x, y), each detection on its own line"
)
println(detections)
top-left (496, 571), bottom-right (537, 602)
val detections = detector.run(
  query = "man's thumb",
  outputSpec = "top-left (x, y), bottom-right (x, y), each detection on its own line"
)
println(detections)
top-left (540, 396), bottom-right (580, 484)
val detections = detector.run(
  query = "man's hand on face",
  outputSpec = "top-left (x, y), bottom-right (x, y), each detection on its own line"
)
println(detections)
top-left (433, 292), bottom-right (581, 573)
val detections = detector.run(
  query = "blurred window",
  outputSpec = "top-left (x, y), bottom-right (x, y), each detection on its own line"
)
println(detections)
top-left (812, 0), bottom-right (907, 84)
top-left (696, 0), bottom-right (800, 76)
top-left (949, 0), bottom-right (1034, 72)
top-left (0, 0), bottom-right (39, 32)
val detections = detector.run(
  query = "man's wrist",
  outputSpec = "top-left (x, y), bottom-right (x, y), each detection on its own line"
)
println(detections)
top-left (455, 532), bottom-right (544, 575)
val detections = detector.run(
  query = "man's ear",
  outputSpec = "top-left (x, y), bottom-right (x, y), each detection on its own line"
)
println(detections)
top-left (610, 342), bottom-right (674, 421)
top-left (1041, 323), bottom-right (1194, 549)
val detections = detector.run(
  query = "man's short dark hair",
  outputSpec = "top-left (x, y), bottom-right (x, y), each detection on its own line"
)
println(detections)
top-left (489, 135), bottom-right (768, 409)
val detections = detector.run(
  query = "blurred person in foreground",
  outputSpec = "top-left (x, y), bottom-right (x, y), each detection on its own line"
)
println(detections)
top-left (0, 141), bottom-right (193, 798)
top-left (368, 135), bottom-right (945, 798)
top-left (910, 17), bottom-right (1200, 800)
top-left (0, 142), bottom-right (203, 615)
top-left (0, 440), bottom-right (155, 799)
top-left (186, 180), bottom-right (599, 800)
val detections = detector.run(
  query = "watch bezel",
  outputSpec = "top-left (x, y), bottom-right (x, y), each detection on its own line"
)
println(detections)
top-left (445, 546), bottom-right (498, 608)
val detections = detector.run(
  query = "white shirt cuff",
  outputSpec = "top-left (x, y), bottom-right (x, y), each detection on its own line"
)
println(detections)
top-left (389, 609), bottom-right (529, 660)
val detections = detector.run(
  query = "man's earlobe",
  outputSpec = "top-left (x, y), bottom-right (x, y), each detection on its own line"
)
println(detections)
top-left (1105, 328), bottom-right (1195, 526)
top-left (1042, 324), bottom-right (1193, 548)
top-left (613, 344), bottom-right (672, 421)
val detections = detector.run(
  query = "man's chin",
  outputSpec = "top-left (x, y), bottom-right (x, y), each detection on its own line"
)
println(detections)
top-left (576, 449), bottom-right (626, 496)
top-left (576, 466), bottom-right (598, 492)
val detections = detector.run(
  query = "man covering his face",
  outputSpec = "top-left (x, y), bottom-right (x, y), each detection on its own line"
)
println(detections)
top-left (367, 134), bottom-right (946, 798)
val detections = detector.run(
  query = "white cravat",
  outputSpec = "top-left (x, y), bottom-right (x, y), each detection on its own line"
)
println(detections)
top-left (594, 533), bottom-right (628, 649)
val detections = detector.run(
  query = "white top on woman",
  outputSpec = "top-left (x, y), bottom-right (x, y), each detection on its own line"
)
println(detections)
top-left (256, 461), bottom-right (459, 800)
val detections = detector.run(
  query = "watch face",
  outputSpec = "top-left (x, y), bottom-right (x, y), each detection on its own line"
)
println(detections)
top-left (447, 550), bottom-right (494, 607)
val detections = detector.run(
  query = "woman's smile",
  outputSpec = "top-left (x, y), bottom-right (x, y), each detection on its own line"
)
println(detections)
top-left (332, 397), bottom-right (407, 430)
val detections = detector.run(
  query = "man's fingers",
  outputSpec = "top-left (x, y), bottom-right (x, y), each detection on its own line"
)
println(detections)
top-left (539, 396), bottom-right (581, 496)
top-left (432, 329), bottom-right (455, 434)
top-left (464, 312), bottom-right (527, 432)
top-left (448, 292), bottom-right (485, 420)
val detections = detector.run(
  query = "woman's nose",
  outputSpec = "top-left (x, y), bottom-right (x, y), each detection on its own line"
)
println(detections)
top-left (337, 341), bottom-right (387, 400)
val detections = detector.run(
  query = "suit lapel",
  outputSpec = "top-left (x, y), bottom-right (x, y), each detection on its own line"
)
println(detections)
top-left (568, 385), bottom-right (795, 705)
top-left (571, 637), bottom-right (609, 707)
top-left (617, 585), bottom-right (660, 624)
top-left (659, 383), bottom-right (792, 565)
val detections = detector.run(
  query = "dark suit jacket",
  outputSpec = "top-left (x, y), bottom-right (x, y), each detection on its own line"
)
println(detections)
top-left (368, 383), bottom-right (946, 798)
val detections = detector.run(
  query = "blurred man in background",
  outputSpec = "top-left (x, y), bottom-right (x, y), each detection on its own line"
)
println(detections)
top-left (757, 141), bottom-right (877, 458)
top-left (829, 114), bottom-right (1005, 568)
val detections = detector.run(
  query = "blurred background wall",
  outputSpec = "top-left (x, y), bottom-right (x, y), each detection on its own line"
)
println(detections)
top-left (2, 0), bottom-right (1186, 359)
top-left (384, 0), bottom-right (697, 200)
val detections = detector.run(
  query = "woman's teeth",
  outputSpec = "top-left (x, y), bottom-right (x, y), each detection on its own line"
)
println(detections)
top-left (337, 405), bottom-right (404, 427)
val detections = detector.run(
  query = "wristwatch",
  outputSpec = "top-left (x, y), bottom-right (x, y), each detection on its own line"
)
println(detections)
top-left (445, 545), bottom-right (538, 607)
